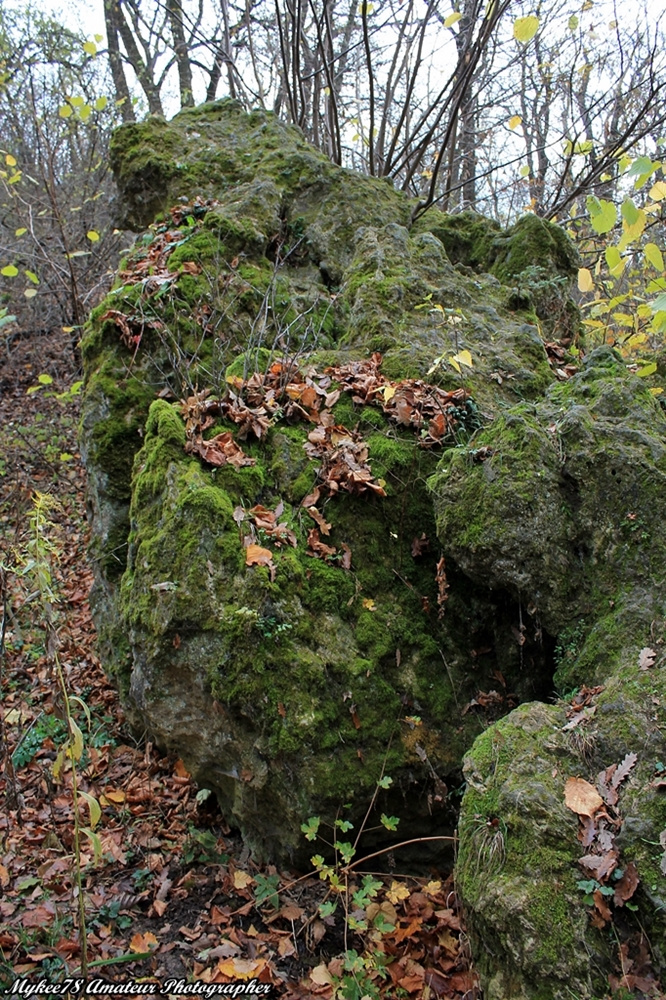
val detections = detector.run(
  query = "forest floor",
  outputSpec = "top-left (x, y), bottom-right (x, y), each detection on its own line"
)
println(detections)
top-left (0, 330), bottom-right (480, 999)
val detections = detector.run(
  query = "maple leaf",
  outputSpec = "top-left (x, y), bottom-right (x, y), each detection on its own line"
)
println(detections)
top-left (564, 776), bottom-right (603, 817)
top-left (386, 881), bottom-right (410, 905)
top-left (233, 870), bottom-right (254, 890)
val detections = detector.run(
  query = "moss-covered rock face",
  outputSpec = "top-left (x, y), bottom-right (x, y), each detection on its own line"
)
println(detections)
top-left (438, 345), bottom-right (666, 996)
top-left (82, 98), bottom-right (663, 992)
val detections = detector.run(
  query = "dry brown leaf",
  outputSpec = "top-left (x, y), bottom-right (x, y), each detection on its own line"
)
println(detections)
top-left (564, 776), bottom-right (604, 817)
top-left (310, 964), bottom-right (334, 986)
top-left (244, 544), bottom-right (274, 568)
top-left (614, 861), bottom-right (640, 905)
top-left (130, 931), bottom-right (158, 952)
top-left (638, 647), bottom-right (657, 670)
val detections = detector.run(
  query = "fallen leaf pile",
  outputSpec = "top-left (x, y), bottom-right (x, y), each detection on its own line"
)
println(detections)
top-left (564, 752), bottom-right (639, 928)
top-left (308, 876), bottom-right (479, 999)
top-left (544, 341), bottom-right (578, 380)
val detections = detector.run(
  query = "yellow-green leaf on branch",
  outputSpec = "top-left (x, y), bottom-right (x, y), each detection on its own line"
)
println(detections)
top-left (453, 349), bottom-right (473, 368)
top-left (513, 16), bottom-right (539, 42)
top-left (79, 791), bottom-right (101, 830)
top-left (636, 362), bottom-right (657, 377)
top-left (649, 181), bottom-right (666, 201)
top-left (68, 717), bottom-right (84, 762)
top-left (644, 243), bottom-right (664, 271)
top-left (586, 196), bottom-right (616, 234)
top-left (94, 96), bottom-right (108, 111)
top-left (577, 268), bottom-right (594, 292)
top-left (52, 745), bottom-right (67, 782)
top-left (444, 12), bottom-right (462, 26)
top-left (81, 827), bottom-right (103, 865)
top-left (83, 41), bottom-right (97, 56)
top-left (58, 104), bottom-right (73, 118)
top-left (604, 246), bottom-right (624, 276)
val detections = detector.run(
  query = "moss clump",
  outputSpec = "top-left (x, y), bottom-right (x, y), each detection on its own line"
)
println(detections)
top-left (413, 209), bottom-right (502, 271)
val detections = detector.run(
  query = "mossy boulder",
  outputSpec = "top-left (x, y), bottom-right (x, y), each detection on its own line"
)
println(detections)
top-left (434, 347), bottom-right (666, 995)
top-left (81, 98), bottom-right (663, 992)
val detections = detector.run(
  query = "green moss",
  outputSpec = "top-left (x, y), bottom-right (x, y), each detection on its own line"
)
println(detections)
top-left (413, 209), bottom-right (502, 271)
top-left (489, 214), bottom-right (580, 283)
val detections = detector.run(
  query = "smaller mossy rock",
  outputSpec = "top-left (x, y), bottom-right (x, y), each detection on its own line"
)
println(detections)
top-left (488, 213), bottom-right (580, 283)
top-left (411, 209), bottom-right (503, 272)
top-left (457, 667), bottom-right (666, 999)
top-left (430, 346), bottom-right (666, 680)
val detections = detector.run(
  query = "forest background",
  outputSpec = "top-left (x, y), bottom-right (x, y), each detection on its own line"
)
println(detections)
top-left (0, 0), bottom-right (665, 353)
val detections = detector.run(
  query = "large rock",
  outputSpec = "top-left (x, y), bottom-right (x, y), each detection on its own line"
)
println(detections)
top-left (437, 349), bottom-right (666, 997)
top-left (80, 98), bottom-right (666, 993)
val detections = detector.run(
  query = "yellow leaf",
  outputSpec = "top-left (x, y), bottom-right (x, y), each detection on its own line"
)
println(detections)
top-left (424, 880), bottom-right (442, 896)
top-left (383, 384), bottom-right (396, 402)
top-left (103, 789), bottom-right (126, 803)
top-left (69, 717), bottom-right (84, 762)
top-left (508, 115), bottom-right (522, 129)
top-left (577, 268), bottom-right (594, 292)
top-left (15, 227), bottom-right (27, 236)
top-left (5, 154), bottom-right (16, 166)
top-left (79, 790), bottom-right (101, 830)
top-left (649, 387), bottom-right (663, 396)
top-left (94, 33), bottom-right (104, 41)
top-left (87, 229), bottom-right (100, 242)
top-left (649, 181), bottom-right (666, 201)
top-left (58, 104), bottom-right (73, 118)
top-left (52, 746), bottom-right (68, 782)
top-left (444, 11), bottom-right (462, 26)
top-left (362, 598), bottom-right (377, 611)
top-left (83, 41), bottom-right (97, 56)
top-left (644, 243), bottom-right (664, 271)
top-left (95, 96), bottom-right (108, 111)
top-left (233, 870), bottom-right (255, 890)
top-left (386, 880), bottom-right (410, 904)
top-left (448, 356), bottom-right (461, 373)
top-left (454, 348), bottom-right (473, 368)
top-left (513, 15), bottom-right (539, 42)
top-left (1, 264), bottom-right (18, 277)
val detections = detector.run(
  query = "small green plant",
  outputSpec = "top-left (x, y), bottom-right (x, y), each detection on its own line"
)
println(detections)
top-left (12, 712), bottom-right (66, 767)
top-left (182, 825), bottom-right (229, 865)
top-left (95, 900), bottom-right (133, 930)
